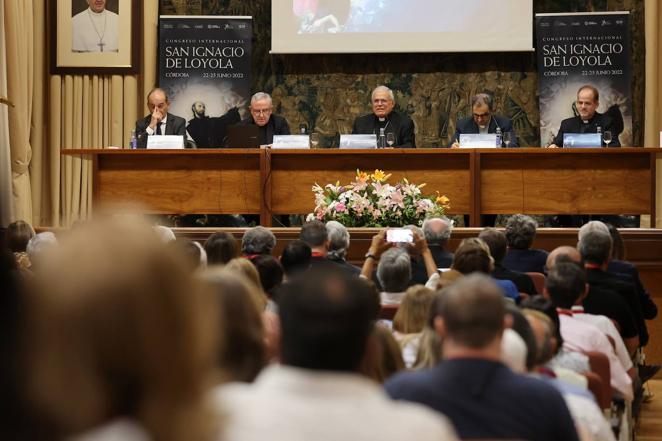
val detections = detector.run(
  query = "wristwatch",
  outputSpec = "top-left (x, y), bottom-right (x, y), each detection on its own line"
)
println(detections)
top-left (364, 252), bottom-right (377, 260)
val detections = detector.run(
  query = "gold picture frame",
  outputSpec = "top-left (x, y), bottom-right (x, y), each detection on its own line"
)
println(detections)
top-left (49, 0), bottom-right (142, 75)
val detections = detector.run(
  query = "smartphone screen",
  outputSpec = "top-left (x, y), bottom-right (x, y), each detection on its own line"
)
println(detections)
top-left (386, 229), bottom-right (413, 243)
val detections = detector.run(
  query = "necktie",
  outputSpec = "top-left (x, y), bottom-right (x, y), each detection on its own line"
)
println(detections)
top-left (156, 122), bottom-right (163, 135)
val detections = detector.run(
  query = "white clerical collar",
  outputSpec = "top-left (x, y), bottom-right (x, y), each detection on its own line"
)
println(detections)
top-left (378, 117), bottom-right (386, 122)
top-left (88, 8), bottom-right (106, 16)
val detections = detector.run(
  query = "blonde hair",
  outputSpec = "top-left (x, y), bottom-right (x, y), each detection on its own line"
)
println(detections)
top-left (223, 258), bottom-right (267, 309)
top-left (393, 285), bottom-right (435, 334)
top-left (200, 268), bottom-right (267, 383)
top-left (24, 218), bottom-right (218, 441)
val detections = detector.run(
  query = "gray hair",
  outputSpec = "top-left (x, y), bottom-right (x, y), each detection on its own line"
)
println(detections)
top-left (505, 214), bottom-right (538, 250)
top-left (153, 225), bottom-right (176, 243)
top-left (471, 93), bottom-right (494, 111)
top-left (377, 247), bottom-right (412, 293)
top-left (578, 220), bottom-right (610, 242)
top-left (26, 232), bottom-right (58, 262)
top-left (242, 226), bottom-right (277, 255)
top-left (371, 85), bottom-right (395, 103)
top-left (422, 217), bottom-right (453, 245)
top-left (577, 230), bottom-right (612, 265)
top-left (326, 221), bottom-right (350, 260)
top-left (251, 92), bottom-right (273, 107)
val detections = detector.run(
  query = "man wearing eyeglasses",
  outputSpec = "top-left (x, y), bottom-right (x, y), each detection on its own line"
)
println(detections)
top-left (241, 92), bottom-right (291, 146)
top-left (449, 93), bottom-right (518, 148)
top-left (352, 85), bottom-right (416, 148)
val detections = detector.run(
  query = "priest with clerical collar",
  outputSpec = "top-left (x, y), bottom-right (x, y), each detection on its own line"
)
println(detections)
top-left (71, 0), bottom-right (119, 53)
top-left (549, 85), bottom-right (621, 148)
top-left (352, 85), bottom-right (416, 148)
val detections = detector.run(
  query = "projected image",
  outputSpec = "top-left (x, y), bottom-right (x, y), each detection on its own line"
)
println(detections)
top-left (292, 0), bottom-right (488, 34)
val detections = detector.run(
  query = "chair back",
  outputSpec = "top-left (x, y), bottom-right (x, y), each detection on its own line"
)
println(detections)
top-left (584, 350), bottom-right (612, 409)
top-left (525, 272), bottom-right (546, 295)
top-left (379, 304), bottom-right (399, 320)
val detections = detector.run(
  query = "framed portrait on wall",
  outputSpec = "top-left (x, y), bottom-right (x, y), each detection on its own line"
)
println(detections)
top-left (49, 0), bottom-right (142, 75)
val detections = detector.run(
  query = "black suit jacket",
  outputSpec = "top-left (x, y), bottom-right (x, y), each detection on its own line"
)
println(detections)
top-left (552, 112), bottom-right (621, 147)
top-left (586, 268), bottom-right (647, 345)
top-left (492, 264), bottom-right (537, 295)
top-left (410, 245), bottom-right (454, 286)
top-left (240, 114), bottom-right (290, 145)
top-left (449, 114), bottom-right (519, 147)
top-left (135, 113), bottom-right (187, 149)
top-left (352, 111), bottom-right (416, 148)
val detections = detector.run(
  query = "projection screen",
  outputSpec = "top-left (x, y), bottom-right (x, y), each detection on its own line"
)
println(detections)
top-left (272, 0), bottom-right (534, 54)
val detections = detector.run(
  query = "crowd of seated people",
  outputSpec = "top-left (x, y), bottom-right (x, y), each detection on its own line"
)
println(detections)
top-left (0, 213), bottom-right (658, 440)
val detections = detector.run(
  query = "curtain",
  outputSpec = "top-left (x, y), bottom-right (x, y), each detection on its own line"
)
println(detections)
top-left (48, 0), bottom-right (159, 227)
top-left (3, 0), bottom-right (35, 224)
top-left (0, 0), bottom-right (13, 226)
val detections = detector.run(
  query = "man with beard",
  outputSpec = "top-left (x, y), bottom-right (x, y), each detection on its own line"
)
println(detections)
top-left (187, 101), bottom-right (240, 148)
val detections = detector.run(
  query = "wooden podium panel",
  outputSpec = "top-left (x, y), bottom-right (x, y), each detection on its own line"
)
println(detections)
top-left (268, 149), bottom-right (472, 216)
top-left (88, 149), bottom-right (262, 214)
top-left (62, 147), bottom-right (659, 227)
top-left (480, 149), bottom-right (655, 216)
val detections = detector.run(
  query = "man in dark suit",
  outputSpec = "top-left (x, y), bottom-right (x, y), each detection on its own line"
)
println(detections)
top-left (449, 93), bottom-right (518, 148)
top-left (410, 217), bottom-right (454, 285)
top-left (549, 85), bottom-right (621, 148)
top-left (352, 85), bottom-right (416, 148)
top-left (135, 88), bottom-right (187, 149)
top-left (240, 92), bottom-right (290, 146)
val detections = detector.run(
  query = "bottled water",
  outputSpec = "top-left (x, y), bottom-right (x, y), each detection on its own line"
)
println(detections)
top-left (378, 127), bottom-right (386, 148)
top-left (495, 127), bottom-right (502, 148)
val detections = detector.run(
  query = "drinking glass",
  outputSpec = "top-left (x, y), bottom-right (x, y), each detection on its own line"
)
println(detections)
top-left (310, 132), bottom-right (320, 149)
top-left (503, 132), bottom-right (512, 148)
top-left (603, 131), bottom-right (612, 147)
top-left (386, 133), bottom-right (395, 148)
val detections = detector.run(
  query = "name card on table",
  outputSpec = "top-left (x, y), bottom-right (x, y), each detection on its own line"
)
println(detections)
top-left (146, 135), bottom-right (184, 149)
top-left (459, 134), bottom-right (498, 148)
top-left (272, 135), bottom-right (310, 149)
top-left (562, 133), bottom-right (601, 148)
top-left (339, 134), bottom-right (377, 149)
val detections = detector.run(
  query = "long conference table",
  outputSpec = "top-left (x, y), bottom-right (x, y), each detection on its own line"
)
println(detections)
top-left (62, 148), bottom-right (659, 227)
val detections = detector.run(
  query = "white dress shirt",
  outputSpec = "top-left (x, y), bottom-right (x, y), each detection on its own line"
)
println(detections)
top-left (213, 364), bottom-right (459, 441)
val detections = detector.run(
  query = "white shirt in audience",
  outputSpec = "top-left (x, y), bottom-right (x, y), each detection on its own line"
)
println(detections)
top-left (213, 364), bottom-right (459, 441)
top-left (570, 305), bottom-right (633, 371)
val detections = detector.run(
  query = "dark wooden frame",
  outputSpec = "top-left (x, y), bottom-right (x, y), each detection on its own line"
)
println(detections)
top-left (48, 0), bottom-right (142, 75)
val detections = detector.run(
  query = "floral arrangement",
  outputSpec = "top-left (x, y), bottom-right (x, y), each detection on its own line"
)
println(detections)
top-left (307, 169), bottom-right (450, 227)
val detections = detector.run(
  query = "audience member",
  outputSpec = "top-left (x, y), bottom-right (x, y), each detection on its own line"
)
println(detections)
top-left (361, 229), bottom-right (438, 301)
top-left (5, 220), bottom-right (35, 271)
top-left (214, 270), bottom-right (458, 441)
top-left (201, 268), bottom-right (267, 383)
top-left (479, 228), bottom-right (537, 295)
top-left (26, 232), bottom-right (58, 270)
top-left (450, 237), bottom-right (519, 301)
top-left (545, 262), bottom-right (633, 401)
top-left (523, 309), bottom-right (617, 441)
top-left (393, 285), bottom-right (436, 368)
top-left (422, 217), bottom-right (454, 267)
top-left (153, 225), bottom-right (176, 242)
top-left (204, 232), bottom-right (239, 265)
top-left (377, 248), bottom-right (413, 305)
top-left (325, 221), bottom-right (361, 275)
top-left (300, 220), bottom-right (356, 275)
top-left (251, 254), bottom-right (284, 300)
top-left (242, 226), bottom-right (277, 257)
top-left (578, 230), bottom-right (647, 347)
top-left (24, 218), bottom-right (218, 441)
top-left (502, 214), bottom-right (548, 274)
top-left (547, 246), bottom-right (640, 354)
top-left (280, 239), bottom-right (312, 279)
top-left (172, 239), bottom-right (207, 271)
top-left (385, 274), bottom-right (580, 441)
top-left (361, 325), bottom-right (406, 383)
